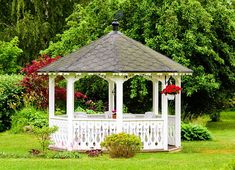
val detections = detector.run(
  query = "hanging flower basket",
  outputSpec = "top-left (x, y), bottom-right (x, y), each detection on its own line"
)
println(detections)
top-left (167, 94), bottom-right (175, 100)
top-left (161, 84), bottom-right (182, 100)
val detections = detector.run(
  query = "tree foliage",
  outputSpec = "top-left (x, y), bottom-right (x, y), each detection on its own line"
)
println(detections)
top-left (0, 0), bottom-right (88, 66)
top-left (42, 0), bottom-right (235, 117)
top-left (0, 37), bottom-right (22, 74)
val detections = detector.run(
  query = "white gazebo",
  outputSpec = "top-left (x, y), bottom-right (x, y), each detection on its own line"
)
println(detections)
top-left (38, 21), bottom-right (192, 151)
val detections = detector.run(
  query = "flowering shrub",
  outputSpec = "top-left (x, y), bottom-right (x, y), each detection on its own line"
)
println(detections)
top-left (55, 87), bottom-right (87, 101)
top-left (21, 55), bottom-right (87, 109)
top-left (161, 84), bottom-right (182, 95)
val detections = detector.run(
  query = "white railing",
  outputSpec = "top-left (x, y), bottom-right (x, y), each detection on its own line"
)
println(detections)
top-left (168, 115), bottom-right (175, 145)
top-left (72, 119), bottom-right (117, 150)
top-left (50, 117), bottom-right (68, 149)
top-left (123, 119), bottom-right (164, 150)
top-left (50, 116), bottom-right (168, 150)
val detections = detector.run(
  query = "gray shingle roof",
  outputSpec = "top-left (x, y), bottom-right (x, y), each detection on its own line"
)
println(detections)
top-left (38, 31), bottom-right (192, 73)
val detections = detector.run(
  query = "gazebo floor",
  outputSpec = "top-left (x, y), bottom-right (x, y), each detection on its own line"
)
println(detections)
top-left (141, 145), bottom-right (181, 153)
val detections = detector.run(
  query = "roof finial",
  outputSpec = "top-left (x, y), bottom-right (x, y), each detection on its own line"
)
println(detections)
top-left (112, 20), bottom-right (119, 31)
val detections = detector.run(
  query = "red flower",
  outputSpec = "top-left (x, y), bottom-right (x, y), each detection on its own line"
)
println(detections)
top-left (161, 84), bottom-right (182, 95)
top-left (75, 91), bottom-right (87, 99)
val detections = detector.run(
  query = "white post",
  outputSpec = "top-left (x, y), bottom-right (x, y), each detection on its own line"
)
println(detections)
top-left (152, 79), bottom-right (159, 115)
top-left (49, 75), bottom-right (55, 127)
top-left (175, 76), bottom-right (181, 148)
top-left (108, 80), bottom-right (115, 112)
top-left (65, 76), bottom-right (76, 151)
top-left (161, 78), bottom-right (168, 150)
top-left (114, 78), bottom-right (124, 133)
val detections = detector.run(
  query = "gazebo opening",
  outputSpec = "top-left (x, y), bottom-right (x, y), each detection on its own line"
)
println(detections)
top-left (54, 76), bottom-right (67, 116)
top-left (73, 75), bottom-right (108, 114)
top-left (123, 76), bottom-right (153, 114)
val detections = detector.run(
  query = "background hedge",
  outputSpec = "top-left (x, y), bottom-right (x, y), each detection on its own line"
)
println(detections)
top-left (0, 75), bottom-right (24, 131)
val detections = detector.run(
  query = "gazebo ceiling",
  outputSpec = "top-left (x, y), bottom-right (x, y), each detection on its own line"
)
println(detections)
top-left (38, 22), bottom-right (192, 74)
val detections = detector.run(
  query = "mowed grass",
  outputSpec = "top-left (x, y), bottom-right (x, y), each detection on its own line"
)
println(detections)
top-left (0, 111), bottom-right (234, 170)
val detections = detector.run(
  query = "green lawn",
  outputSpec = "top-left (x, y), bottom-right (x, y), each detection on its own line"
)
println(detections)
top-left (0, 111), bottom-right (234, 170)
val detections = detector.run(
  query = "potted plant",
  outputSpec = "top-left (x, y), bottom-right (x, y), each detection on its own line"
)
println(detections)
top-left (161, 84), bottom-right (182, 100)
top-left (112, 109), bottom-right (116, 119)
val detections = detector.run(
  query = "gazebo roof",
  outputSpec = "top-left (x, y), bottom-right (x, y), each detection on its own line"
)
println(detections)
top-left (39, 23), bottom-right (192, 73)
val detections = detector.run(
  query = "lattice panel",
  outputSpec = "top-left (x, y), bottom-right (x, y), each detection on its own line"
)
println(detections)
top-left (168, 116), bottom-right (175, 146)
top-left (73, 120), bottom-right (117, 150)
top-left (123, 120), bottom-right (164, 150)
top-left (50, 118), bottom-right (68, 149)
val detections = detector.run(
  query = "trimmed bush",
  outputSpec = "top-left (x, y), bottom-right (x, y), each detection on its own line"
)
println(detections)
top-left (101, 133), bottom-right (142, 158)
top-left (181, 123), bottom-right (212, 141)
top-left (11, 107), bottom-right (48, 133)
top-left (0, 74), bottom-right (24, 132)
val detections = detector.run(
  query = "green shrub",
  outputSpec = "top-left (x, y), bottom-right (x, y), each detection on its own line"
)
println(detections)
top-left (0, 37), bottom-right (22, 74)
top-left (11, 107), bottom-right (48, 133)
top-left (101, 133), bottom-right (142, 158)
top-left (0, 74), bottom-right (24, 132)
top-left (181, 123), bottom-right (212, 141)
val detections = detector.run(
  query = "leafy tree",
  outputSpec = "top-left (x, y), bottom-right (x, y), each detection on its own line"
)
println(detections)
top-left (42, 0), bottom-right (235, 117)
top-left (0, 37), bottom-right (22, 74)
top-left (0, 0), bottom-right (89, 67)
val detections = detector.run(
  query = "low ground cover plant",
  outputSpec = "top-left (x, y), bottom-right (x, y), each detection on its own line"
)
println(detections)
top-left (46, 151), bottom-right (80, 159)
top-left (0, 151), bottom-right (80, 159)
top-left (101, 133), bottom-right (142, 158)
top-left (181, 123), bottom-right (212, 141)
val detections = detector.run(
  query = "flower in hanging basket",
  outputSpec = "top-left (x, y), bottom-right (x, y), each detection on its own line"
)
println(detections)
top-left (161, 84), bottom-right (182, 95)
